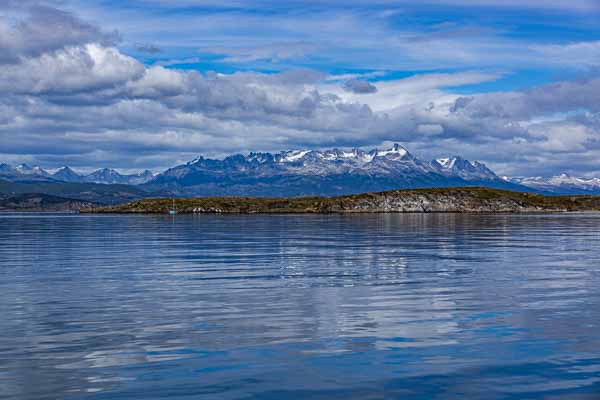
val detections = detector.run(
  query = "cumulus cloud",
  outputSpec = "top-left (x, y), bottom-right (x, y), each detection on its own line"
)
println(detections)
top-left (0, 44), bottom-right (144, 94)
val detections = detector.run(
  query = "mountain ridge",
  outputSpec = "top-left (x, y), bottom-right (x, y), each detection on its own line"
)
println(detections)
top-left (0, 164), bottom-right (155, 185)
top-left (3, 144), bottom-right (600, 196)
top-left (508, 174), bottom-right (600, 195)
top-left (145, 144), bottom-right (524, 197)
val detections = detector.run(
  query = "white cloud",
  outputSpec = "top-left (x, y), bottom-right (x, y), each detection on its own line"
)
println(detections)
top-left (1, 36), bottom-right (598, 176)
top-left (62, 0), bottom-right (600, 73)
top-left (0, 44), bottom-right (143, 94)
top-left (328, 71), bottom-right (501, 113)
top-left (203, 42), bottom-right (319, 63)
top-left (532, 41), bottom-right (600, 68)
top-left (1, 1), bottom-right (600, 177)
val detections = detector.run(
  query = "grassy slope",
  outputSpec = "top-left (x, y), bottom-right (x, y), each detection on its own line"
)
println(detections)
top-left (82, 187), bottom-right (600, 214)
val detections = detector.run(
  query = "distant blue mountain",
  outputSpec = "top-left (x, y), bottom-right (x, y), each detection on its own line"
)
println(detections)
top-left (509, 174), bottom-right (600, 195)
top-left (52, 166), bottom-right (84, 183)
top-left (0, 164), bottom-right (154, 185)
top-left (84, 168), bottom-right (154, 185)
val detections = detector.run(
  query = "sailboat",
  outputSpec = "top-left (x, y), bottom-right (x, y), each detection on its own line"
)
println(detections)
top-left (169, 198), bottom-right (177, 215)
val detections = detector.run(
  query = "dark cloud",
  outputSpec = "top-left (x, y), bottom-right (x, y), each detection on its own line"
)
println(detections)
top-left (134, 43), bottom-right (162, 54)
top-left (450, 77), bottom-right (600, 120)
top-left (343, 79), bottom-right (378, 94)
top-left (0, 4), bottom-right (120, 64)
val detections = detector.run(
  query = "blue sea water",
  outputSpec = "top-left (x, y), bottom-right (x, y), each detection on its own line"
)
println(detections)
top-left (1, 213), bottom-right (600, 399)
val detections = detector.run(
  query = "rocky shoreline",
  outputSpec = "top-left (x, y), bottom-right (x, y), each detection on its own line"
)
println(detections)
top-left (81, 187), bottom-right (600, 214)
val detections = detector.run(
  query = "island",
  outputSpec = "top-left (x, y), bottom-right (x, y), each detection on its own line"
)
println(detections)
top-left (81, 187), bottom-right (600, 214)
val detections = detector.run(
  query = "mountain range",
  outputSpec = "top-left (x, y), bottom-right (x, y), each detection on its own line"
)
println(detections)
top-left (508, 174), bottom-right (600, 195)
top-left (146, 144), bottom-right (522, 196)
top-left (2, 144), bottom-right (600, 202)
top-left (0, 164), bottom-right (155, 185)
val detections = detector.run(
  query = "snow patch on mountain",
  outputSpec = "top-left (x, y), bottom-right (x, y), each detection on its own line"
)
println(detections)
top-left (376, 144), bottom-right (409, 158)
top-left (15, 164), bottom-right (50, 177)
top-left (280, 150), bottom-right (311, 163)
top-left (436, 158), bottom-right (454, 169)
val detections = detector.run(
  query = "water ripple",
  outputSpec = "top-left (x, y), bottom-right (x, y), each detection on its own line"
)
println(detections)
top-left (1, 213), bottom-right (600, 399)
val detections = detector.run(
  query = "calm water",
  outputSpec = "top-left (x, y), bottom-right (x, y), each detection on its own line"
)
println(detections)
top-left (1, 213), bottom-right (600, 399)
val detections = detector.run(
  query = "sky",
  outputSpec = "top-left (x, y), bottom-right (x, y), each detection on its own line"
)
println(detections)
top-left (1, 0), bottom-right (600, 176)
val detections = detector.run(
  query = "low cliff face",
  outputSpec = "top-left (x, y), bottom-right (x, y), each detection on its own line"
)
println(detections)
top-left (83, 187), bottom-right (600, 214)
top-left (337, 191), bottom-right (549, 213)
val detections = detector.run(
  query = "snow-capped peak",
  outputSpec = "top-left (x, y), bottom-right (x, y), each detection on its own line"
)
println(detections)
top-left (54, 166), bottom-right (79, 175)
top-left (547, 174), bottom-right (600, 186)
top-left (277, 144), bottom-right (411, 164)
top-left (16, 163), bottom-right (33, 173)
top-left (431, 156), bottom-right (499, 181)
top-left (509, 174), bottom-right (600, 194)
top-left (16, 164), bottom-right (49, 176)
top-left (376, 144), bottom-right (409, 158)
top-left (52, 166), bottom-right (83, 182)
